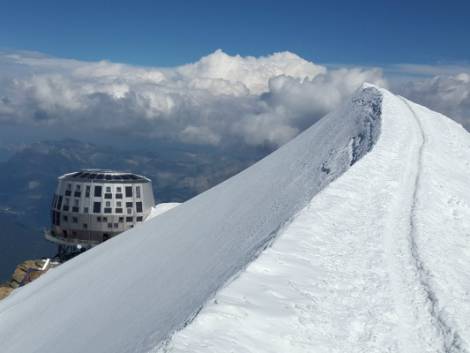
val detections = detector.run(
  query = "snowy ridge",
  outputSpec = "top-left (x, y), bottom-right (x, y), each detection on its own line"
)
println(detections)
top-left (2, 85), bottom-right (469, 353)
top-left (157, 89), bottom-right (470, 353)
top-left (0, 86), bottom-right (383, 353)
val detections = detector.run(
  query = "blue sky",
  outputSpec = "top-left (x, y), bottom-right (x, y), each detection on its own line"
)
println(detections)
top-left (0, 0), bottom-right (469, 152)
top-left (1, 0), bottom-right (469, 67)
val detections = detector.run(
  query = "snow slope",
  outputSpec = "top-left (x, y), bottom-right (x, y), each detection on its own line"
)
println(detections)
top-left (158, 90), bottom-right (470, 353)
top-left (147, 203), bottom-right (181, 220)
top-left (0, 86), bottom-right (382, 353)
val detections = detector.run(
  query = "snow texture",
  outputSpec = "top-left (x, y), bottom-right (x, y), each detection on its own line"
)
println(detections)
top-left (1, 85), bottom-right (469, 353)
top-left (147, 203), bottom-right (181, 220)
top-left (158, 90), bottom-right (470, 353)
top-left (0, 85), bottom-right (381, 353)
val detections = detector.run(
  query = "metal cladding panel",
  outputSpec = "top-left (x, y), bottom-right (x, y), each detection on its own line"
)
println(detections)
top-left (48, 170), bottom-right (156, 246)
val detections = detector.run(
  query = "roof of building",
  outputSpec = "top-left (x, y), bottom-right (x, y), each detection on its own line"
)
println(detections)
top-left (59, 169), bottom-right (151, 183)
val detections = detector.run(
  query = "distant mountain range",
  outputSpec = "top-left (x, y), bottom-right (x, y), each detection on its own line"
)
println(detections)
top-left (0, 138), bottom-right (260, 281)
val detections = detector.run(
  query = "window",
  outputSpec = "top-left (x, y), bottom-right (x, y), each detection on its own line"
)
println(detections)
top-left (97, 216), bottom-right (102, 222)
top-left (136, 216), bottom-right (143, 222)
top-left (115, 193), bottom-right (123, 199)
top-left (85, 185), bottom-right (91, 197)
top-left (136, 186), bottom-right (141, 198)
top-left (125, 186), bottom-right (132, 197)
top-left (116, 201), bottom-right (122, 207)
top-left (83, 223), bottom-right (88, 229)
top-left (118, 217), bottom-right (124, 223)
top-left (136, 202), bottom-right (143, 213)
top-left (104, 208), bottom-right (112, 214)
top-left (63, 198), bottom-right (70, 211)
top-left (126, 202), bottom-right (133, 208)
top-left (106, 186), bottom-right (111, 192)
top-left (74, 191), bottom-right (81, 197)
top-left (126, 216), bottom-right (133, 222)
top-left (103, 216), bottom-right (108, 222)
top-left (74, 199), bottom-right (79, 206)
top-left (65, 183), bottom-right (72, 196)
top-left (105, 201), bottom-right (111, 207)
top-left (115, 208), bottom-right (123, 214)
top-left (94, 185), bottom-right (102, 197)
top-left (76, 184), bottom-right (81, 191)
top-left (93, 202), bottom-right (101, 213)
top-left (72, 206), bottom-right (79, 212)
top-left (57, 196), bottom-right (63, 210)
top-left (104, 193), bottom-right (112, 199)
top-left (72, 217), bottom-right (78, 223)
top-left (127, 208), bottom-right (132, 215)
top-left (63, 215), bottom-right (68, 222)
top-left (107, 223), bottom-right (112, 228)
top-left (113, 223), bottom-right (118, 228)
top-left (117, 187), bottom-right (122, 192)
top-left (84, 207), bottom-right (89, 213)
top-left (54, 211), bottom-right (61, 226)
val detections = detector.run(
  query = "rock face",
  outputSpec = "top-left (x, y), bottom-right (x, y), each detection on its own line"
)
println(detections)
top-left (0, 286), bottom-right (12, 300)
top-left (0, 259), bottom-right (51, 300)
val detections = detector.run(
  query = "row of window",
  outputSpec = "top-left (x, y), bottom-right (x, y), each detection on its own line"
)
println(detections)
top-left (92, 201), bottom-right (143, 214)
top-left (61, 229), bottom-right (118, 241)
top-left (55, 197), bottom-right (143, 214)
top-left (62, 214), bottom-right (143, 224)
top-left (63, 199), bottom-right (136, 208)
top-left (64, 184), bottom-right (142, 199)
top-left (52, 212), bottom-right (145, 240)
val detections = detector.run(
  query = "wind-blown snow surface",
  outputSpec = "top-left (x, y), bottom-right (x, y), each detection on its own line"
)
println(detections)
top-left (0, 86), bottom-right (382, 353)
top-left (147, 203), bottom-right (181, 220)
top-left (158, 90), bottom-right (470, 353)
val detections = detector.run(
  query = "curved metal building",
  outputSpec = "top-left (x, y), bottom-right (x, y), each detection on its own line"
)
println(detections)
top-left (46, 169), bottom-right (155, 251)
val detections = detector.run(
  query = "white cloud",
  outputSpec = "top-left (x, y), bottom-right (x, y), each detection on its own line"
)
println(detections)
top-left (397, 74), bottom-right (470, 131)
top-left (177, 49), bottom-right (326, 95)
top-left (0, 49), bottom-right (387, 149)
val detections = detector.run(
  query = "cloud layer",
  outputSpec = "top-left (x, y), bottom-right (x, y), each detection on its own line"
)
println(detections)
top-left (397, 73), bottom-right (470, 131)
top-left (0, 50), bottom-right (386, 148)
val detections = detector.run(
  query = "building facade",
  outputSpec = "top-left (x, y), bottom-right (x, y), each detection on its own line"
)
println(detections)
top-left (46, 170), bottom-right (155, 250)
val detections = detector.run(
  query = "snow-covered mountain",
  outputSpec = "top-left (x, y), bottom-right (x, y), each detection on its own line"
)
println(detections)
top-left (0, 85), bottom-right (469, 353)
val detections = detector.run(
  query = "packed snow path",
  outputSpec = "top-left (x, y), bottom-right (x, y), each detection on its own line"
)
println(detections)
top-left (400, 98), bottom-right (466, 353)
top-left (158, 90), bottom-right (470, 353)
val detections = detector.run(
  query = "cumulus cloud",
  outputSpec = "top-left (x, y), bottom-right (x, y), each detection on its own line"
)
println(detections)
top-left (0, 49), bottom-right (387, 149)
top-left (397, 73), bottom-right (470, 131)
